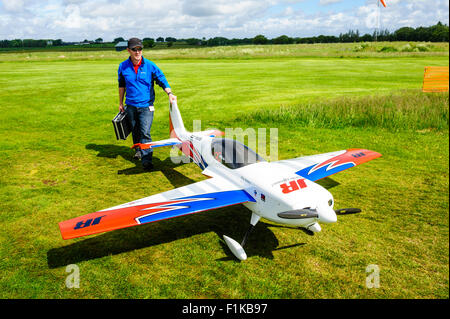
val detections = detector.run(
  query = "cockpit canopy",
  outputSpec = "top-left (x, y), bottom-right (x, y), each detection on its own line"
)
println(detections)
top-left (211, 138), bottom-right (266, 169)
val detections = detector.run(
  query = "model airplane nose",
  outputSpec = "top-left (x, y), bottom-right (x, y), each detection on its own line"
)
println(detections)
top-left (317, 205), bottom-right (337, 224)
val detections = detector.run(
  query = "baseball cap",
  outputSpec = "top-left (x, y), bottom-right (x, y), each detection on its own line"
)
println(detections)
top-left (128, 38), bottom-right (143, 49)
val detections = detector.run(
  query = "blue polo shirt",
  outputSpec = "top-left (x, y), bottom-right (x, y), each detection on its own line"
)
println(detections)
top-left (118, 56), bottom-right (170, 108)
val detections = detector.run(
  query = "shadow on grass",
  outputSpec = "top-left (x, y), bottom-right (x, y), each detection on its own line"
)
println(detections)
top-left (48, 144), bottom-right (314, 267)
top-left (86, 143), bottom-right (134, 162)
top-left (47, 205), bottom-right (308, 268)
top-left (85, 143), bottom-right (340, 188)
top-left (316, 177), bottom-right (340, 190)
top-left (85, 143), bottom-right (192, 184)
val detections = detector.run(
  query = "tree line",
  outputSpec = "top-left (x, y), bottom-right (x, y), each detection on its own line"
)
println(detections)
top-left (121, 22), bottom-right (449, 46)
top-left (1, 22), bottom-right (448, 49)
top-left (123, 22), bottom-right (448, 47)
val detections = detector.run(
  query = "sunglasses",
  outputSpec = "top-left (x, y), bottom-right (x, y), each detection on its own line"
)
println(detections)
top-left (131, 47), bottom-right (143, 52)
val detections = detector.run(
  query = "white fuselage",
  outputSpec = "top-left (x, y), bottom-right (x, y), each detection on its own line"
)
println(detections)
top-left (176, 132), bottom-right (337, 229)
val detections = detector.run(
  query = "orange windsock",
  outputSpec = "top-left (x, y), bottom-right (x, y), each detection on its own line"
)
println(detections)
top-left (380, 0), bottom-right (386, 7)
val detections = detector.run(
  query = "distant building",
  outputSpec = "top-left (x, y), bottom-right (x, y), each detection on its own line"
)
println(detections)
top-left (115, 41), bottom-right (128, 51)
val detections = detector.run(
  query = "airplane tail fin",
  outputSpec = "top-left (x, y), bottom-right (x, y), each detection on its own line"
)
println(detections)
top-left (169, 100), bottom-right (187, 139)
top-left (169, 100), bottom-right (224, 141)
top-left (132, 100), bottom-right (224, 152)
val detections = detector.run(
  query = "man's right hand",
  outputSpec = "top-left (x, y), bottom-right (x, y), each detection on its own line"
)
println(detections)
top-left (119, 104), bottom-right (125, 113)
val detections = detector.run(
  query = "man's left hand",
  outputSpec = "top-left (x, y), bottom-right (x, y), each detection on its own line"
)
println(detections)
top-left (169, 93), bottom-right (177, 104)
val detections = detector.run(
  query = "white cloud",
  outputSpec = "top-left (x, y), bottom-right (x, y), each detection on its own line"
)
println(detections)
top-left (1, 0), bottom-right (26, 12)
top-left (320, 0), bottom-right (342, 5)
top-left (0, 0), bottom-right (447, 41)
top-left (182, 0), bottom-right (221, 17)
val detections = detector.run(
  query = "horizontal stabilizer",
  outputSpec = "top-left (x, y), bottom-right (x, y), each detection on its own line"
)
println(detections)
top-left (199, 129), bottom-right (225, 137)
top-left (132, 138), bottom-right (182, 150)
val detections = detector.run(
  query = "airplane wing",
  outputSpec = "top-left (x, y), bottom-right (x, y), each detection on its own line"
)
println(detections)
top-left (271, 149), bottom-right (381, 182)
top-left (59, 176), bottom-right (255, 240)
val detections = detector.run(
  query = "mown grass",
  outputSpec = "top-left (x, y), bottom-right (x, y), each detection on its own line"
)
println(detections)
top-left (0, 44), bottom-right (448, 299)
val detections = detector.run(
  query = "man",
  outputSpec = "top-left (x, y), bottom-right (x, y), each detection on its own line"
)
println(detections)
top-left (118, 37), bottom-right (176, 170)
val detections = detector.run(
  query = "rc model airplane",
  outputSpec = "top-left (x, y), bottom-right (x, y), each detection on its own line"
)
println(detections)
top-left (59, 101), bottom-right (381, 260)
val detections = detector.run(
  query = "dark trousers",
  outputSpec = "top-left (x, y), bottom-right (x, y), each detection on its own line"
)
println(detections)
top-left (126, 105), bottom-right (154, 163)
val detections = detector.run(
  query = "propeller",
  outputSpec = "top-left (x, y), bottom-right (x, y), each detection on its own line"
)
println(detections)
top-left (277, 209), bottom-right (319, 219)
top-left (334, 208), bottom-right (362, 215)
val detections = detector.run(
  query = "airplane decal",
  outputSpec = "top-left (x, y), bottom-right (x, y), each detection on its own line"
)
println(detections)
top-left (136, 190), bottom-right (256, 224)
top-left (296, 162), bottom-right (355, 181)
top-left (74, 215), bottom-right (106, 230)
top-left (60, 188), bottom-right (255, 240)
top-left (180, 140), bottom-right (208, 170)
top-left (279, 179), bottom-right (308, 194)
top-left (295, 149), bottom-right (380, 181)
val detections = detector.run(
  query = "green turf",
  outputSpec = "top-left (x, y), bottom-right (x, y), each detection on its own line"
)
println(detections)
top-left (0, 44), bottom-right (448, 298)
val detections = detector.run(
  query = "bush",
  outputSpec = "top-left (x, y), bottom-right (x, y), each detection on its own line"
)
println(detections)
top-left (400, 44), bottom-right (413, 52)
top-left (378, 46), bottom-right (398, 52)
top-left (353, 43), bottom-right (370, 52)
top-left (416, 44), bottom-right (430, 51)
top-left (400, 43), bottom-right (431, 52)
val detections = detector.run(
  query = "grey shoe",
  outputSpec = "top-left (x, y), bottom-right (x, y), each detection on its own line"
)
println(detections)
top-left (133, 149), bottom-right (142, 160)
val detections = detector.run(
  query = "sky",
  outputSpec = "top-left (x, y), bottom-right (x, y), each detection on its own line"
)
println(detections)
top-left (0, 0), bottom-right (448, 41)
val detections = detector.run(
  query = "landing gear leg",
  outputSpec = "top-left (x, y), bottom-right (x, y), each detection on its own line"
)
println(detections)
top-left (241, 213), bottom-right (260, 247)
top-left (224, 213), bottom-right (260, 261)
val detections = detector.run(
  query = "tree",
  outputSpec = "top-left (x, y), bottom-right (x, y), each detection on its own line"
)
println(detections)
top-left (156, 37), bottom-right (164, 42)
top-left (143, 38), bottom-right (155, 48)
top-left (253, 34), bottom-right (268, 45)
top-left (165, 37), bottom-right (176, 42)
top-left (429, 22), bottom-right (449, 42)
top-left (95, 38), bottom-right (103, 43)
top-left (360, 33), bottom-right (373, 42)
top-left (394, 27), bottom-right (415, 41)
top-left (186, 38), bottom-right (201, 45)
top-left (415, 27), bottom-right (431, 42)
top-left (113, 37), bottom-right (125, 43)
top-left (272, 35), bottom-right (294, 44)
top-left (11, 39), bottom-right (23, 47)
top-left (206, 37), bottom-right (229, 46)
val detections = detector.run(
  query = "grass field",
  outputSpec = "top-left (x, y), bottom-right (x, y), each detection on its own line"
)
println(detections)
top-left (0, 41), bottom-right (448, 62)
top-left (0, 43), bottom-right (448, 299)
